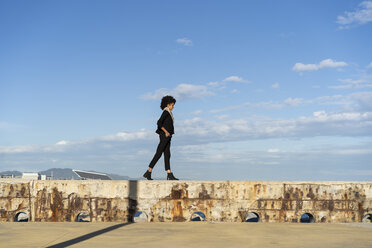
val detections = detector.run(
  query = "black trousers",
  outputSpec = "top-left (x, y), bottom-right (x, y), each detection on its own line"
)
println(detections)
top-left (149, 133), bottom-right (171, 171)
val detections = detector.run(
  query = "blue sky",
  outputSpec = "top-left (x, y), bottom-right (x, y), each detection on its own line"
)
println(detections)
top-left (1, 0), bottom-right (372, 180)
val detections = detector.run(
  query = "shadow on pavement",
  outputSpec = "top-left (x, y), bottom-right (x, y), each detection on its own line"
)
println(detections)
top-left (46, 222), bottom-right (133, 248)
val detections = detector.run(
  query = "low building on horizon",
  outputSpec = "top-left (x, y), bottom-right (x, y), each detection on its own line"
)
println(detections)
top-left (0, 174), bottom-right (14, 179)
top-left (21, 172), bottom-right (50, 180)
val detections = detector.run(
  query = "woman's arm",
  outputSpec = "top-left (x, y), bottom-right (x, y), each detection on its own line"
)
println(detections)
top-left (161, 127), bottom-right (170, 137)
top-left (157, 111), bottom-right (170, 137)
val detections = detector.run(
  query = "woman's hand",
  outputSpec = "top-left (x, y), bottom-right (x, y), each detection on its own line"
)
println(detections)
top-left (161, 127), bottom-right (170, 137)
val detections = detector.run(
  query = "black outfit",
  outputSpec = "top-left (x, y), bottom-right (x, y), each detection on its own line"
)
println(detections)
top-left (155, 110), bottom-right (174, 135)
top-left (149, 110), bottom-right (174, 171)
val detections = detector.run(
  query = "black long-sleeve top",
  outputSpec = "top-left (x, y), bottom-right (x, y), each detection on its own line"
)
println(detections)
top-left (156, 110), bottom-right (174, 135)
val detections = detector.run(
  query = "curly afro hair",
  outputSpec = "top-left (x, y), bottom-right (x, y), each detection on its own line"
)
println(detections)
top-left (160, 95), bottom-right (176, 110)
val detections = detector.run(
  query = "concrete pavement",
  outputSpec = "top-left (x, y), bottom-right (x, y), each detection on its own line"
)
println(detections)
top-left (0, 222), bottom-right (371, 248)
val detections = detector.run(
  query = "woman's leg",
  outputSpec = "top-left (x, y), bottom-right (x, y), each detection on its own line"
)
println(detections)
top-left (148, 134), bottom-right (168, 169)
top-left (164, 138), bottom-right (171, 171)
top-left (164, 138), bottom-right (178, 180)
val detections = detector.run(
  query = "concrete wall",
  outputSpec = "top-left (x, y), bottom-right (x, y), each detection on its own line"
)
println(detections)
top-left (0, 179), bottom-right (371, 223)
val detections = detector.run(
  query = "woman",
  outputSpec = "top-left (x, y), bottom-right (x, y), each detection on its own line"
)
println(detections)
top-left (143, 95), bottom-right (179, 180)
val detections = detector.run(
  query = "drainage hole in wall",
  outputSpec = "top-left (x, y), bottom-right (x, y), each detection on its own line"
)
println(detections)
top-left (300, 213), bottom-right (315, 223)
top-left (245, 212), bottom-right (260, 222)
top-left (14, 212), bottom-right (29, 222)
top-left (362, 213), bottom-right (372, 223)
top-left (133, 211), bottom-right (148, 223)
top-left (191, 211), bottom-right (206, 221)
top-left (75, 212), bottom-right (91, 222)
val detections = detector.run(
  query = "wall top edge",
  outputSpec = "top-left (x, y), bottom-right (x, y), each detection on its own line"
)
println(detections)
top-left (0, 179), bottom-right (371, 184)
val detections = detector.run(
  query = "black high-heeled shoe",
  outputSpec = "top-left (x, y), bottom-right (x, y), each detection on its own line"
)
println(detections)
top-left (167, 172), bottom-right (179, 180)
top-left (143, 170), bottom-right (153, 180)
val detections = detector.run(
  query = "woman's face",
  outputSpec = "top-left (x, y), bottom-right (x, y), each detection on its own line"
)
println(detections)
top-left (167, 103), bottom-right (175, 111)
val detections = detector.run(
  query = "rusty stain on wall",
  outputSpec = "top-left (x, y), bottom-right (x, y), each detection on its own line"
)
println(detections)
top-left (0, 180), bottom-right (371, 223)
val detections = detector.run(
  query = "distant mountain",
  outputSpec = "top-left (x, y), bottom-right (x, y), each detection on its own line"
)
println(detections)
top-left (0, 170), bottom-right (22, 177)
top-left (0, 168), bottom-right (135, 180)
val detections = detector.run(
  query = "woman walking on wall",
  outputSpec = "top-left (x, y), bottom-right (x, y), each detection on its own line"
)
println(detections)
top-left (143, 95), bottom-right (179, 180)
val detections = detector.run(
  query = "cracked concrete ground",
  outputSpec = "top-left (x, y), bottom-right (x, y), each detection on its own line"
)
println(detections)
top-left (0, 222), bottom-right (371, 248)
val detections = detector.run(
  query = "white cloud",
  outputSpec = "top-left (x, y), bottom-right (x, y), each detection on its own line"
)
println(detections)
top-left (191, 110), bottom-right (203, 115)
top-left (208, 92), bottom-right (358, 111)
top-left (141, 75), bottom-right (248, 102)
top-left (207, 76), bottom-right (248, 88)
top-left (223, 76), bottom-right (247, 83)
top-left (293, 63), bottom-right (318, 72)
top-left (101, 129), bottom-right (152, 141)
top-left (216, 115), bottom-right (229, 120)
top-left (0, 146), bottom-right (37, 154)
top-left (0, 143), bottom-right (72, 154)
top-left (271, 83), bottom-right (280, 89)
top-left (141, 83), bottom-right (214, 100)
top-left (56, 140), bottom-right (68, 145)
top-left (293, 59), bottom-right (348, 72)
top-left (319, 59), bottom-right (348, 68)
top-left (314, 95), bottom-right (352, 106)
top-left (337, 1), bottom-right (372, 28)
top-left (210, 102), bottom-right (251, 113)
top-left (368, 62), bottom-right (372, 68)
top-left (176, 38), bottom-right (193, 46)
top-left (267, 148), bottom-right (280, 153)
top-left (310, 110), bottom-right (370, 122)
top-left (325, 148), bottom-right (372, 155)
top-left (329, 78), bottom-right (372, 89)
top-left (177, 110), bottom-right (372, 142)
top-left (0, 129), bottom-right (155, 155)
top-left (349, 91), bottom-right (372, 111)
top-left (321, 169), bottom-right (372, 176)
top-left (283, 97), bottom-right (304, 107)
top-left (255, 101), bottom-right (284, 109)
top-left (210, 98), bottom-right (305, 113)
top-left (207, 81), bottom-right (220, 87)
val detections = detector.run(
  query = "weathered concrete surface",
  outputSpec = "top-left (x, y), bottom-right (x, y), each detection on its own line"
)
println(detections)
top-left (0, 179), bottom-right (371, 223)
top-left (0, 222), bottom-right (372, 248)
